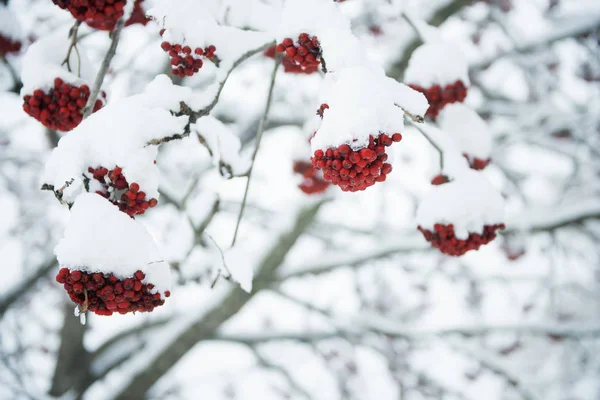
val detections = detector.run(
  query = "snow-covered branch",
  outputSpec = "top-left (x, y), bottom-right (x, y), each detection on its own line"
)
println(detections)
top-left (144, 41), bottom-right (273, 146)
top-left (506, 198), bottom-right (600, 233)
top-left (0, 257), bottom-right (56, 316)
top-left (213, 323), bottom-right (600, 345)
top-left (471, 10), bottom-right (600, 70)
top-left (278, 237), bottom-right (430, 280)
top-left (110, 200), bottom-right (325, 400)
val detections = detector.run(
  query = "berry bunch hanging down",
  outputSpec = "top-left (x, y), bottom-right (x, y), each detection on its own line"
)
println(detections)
top-left (0, 34), bottom-right (21, 55)
top-left (56, 268), bottom-right (170, 315)
top-left (418, 223), bottom-right (505, 256)
top-left (408, 80), bottom-right (467, 119)
top-left (0, 5), bottom-right (23, 55)
top-left (308, 65), bottom-right (428, 192)
top-left (275, 33), bottom-right (322, 74)
top-left (416, 170), bottom-right (505, 256)
top-left (23, 78), bottom-right (105, 131)
top-left (54, 194), bottom-right (173, 316)
top-left (160, 40), bottom-right (217, 77)
top-left (87, 166), bottom-right (158, 217)
top-left (50, 0), bottom-right (149, 31)
top-left (311, 126), bottom-right (402, 192)
top-left (405, 42), bottom-right (469, 119)
top-left (264, 45), bottom-right (319, 74)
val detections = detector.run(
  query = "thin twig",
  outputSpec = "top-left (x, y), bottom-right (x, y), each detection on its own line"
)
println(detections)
top-left (144, 42), bottom-right (275, 147)
top-left (407, 119), bottom-right (444, 169)
top-left (231, 56), bottom-right (281, 246)
top-left (61, 21), bottom-right (82, 75)
top-left (188, 41), bottom-right (275, 124)
top-left (82, 17), bottom-right (126, 118)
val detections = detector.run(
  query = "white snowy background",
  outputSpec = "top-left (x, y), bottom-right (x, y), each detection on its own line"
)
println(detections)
top-left (1, 0), bottom-right (600, 399)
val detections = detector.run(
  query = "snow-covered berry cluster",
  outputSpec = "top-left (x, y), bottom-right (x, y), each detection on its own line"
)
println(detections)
top-left (418, 223), bottom-right (505, 256)
top-left (293, 160), bottom-right (330, 195)
top-left (87, 166), bottom-right (158, 217)
top-left (22, 78), bottom-right (105, 131)
top-left (275, 33), bottom-right (322, 74)
top-left (56, 268), bottom-right (169, 316)
top-left (160, 40), bottom-right (216, 77)
top-left (51, 0), bottom-right (149, 31)
top-left (408, 80), bottom-right (467, 119)
top-left (311, 106), bottom-right (402, 192)
top-left (0, 34), bottom-right (21, 55)
top-left (264, 45), bottom-right (319, 74)
top-left (464, 154), bottom-right (490, 170)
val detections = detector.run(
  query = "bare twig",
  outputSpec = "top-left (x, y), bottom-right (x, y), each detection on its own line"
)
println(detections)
top-left (82, 17), bottom-right (126, 118)
top-left (61, 21), bottom-right (82, 75)
top-left (407, 119), bottom-right (444, 169)
top-left (231, 56), bottom-right (281, 246)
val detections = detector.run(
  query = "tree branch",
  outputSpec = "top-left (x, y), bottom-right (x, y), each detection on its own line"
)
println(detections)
top-left (144, 41), bottom-right (274, 146)
top-left (49, 302), bottom-right (90, 397)
top-left (212, 323), bottom-right (600, 345)
top-left (278, 237), bottom-right (430, 280)
top-left (470, 11), bottom-right (600, 71)
top-left (111, 200), bottom-right (324, 400)
top-left (0, 257), bottom-right (56, 317)
top-left (82, 17), bottom-right (125, 118)
top-left (231, 56), bottom-right (280, 246)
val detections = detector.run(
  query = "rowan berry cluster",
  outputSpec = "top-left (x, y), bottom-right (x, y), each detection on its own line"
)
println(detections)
top-left (56, 268), bottom-right (169, 316)
top-left (160, 40), bottom-right (217, 77)
top-left (22, 78), bottom-right (104, 131)
top-left (87, 166), bottom-right (158, 217)
top-left (418, 223), bottom-right (505, 256)
top-left (0, 34), bottom-right (21, 55)
top-left (275, 33), bottom-right (322, 74)
top-left (311, 118), bottom-right (402, 192)
top-left (51, 0), bottom-right (149, 31)
top-left (408, 80), bottom-right (467, 119)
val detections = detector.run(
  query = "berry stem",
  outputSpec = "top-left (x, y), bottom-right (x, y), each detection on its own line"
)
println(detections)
top-left (231, 56), bottom-right (281, 247)
top-left (82, 16), bottom-right (126, 119)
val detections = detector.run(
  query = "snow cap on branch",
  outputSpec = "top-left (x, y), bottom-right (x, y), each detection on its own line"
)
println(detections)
top-left (437, 103), bottom-right (492, 160)
top-left (416, 170), bottom-right (505, 239)
top-left (42, 75), bottom-right (191, 202)
top-left (405, 42), bottom-right (469, 88)
top-left (310, 65), bottom-right (428, 151)
top-left (0, 4), bottom-right (23, 43)
top-left (55, 193), bottom-right (172, 295)
top-left (20, 28), bottom-right (97, 95)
